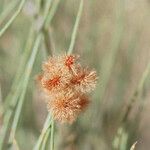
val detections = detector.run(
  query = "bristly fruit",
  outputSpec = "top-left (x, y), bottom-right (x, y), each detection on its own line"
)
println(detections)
top-left (37, 53), bottom-right (98, 123)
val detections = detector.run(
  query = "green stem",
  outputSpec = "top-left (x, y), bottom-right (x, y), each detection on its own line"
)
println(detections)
top-left (33, 114), bottom-right (52, 150)
top-left (0, 80), bottom-right (23, 150)
top-left (1, 0), bottom-right (60, 148)
top-left (34, 0), bottom-right (83, 149)
top-left (37, 0), bottom-right (43, 12)
top-left (67, 0), bottom-right (83, 55)
top-left (9, 34), bottom-right (42, 143)
top-left (0, 0), bottom-right (18, 25)
top-left (43, 0), bottom-right (61, 55)
top-left (42, 0), bottom-right (55, 56)
top-left (43, 0), bottom-right (53, 22)
top-left (3, 0), bottom-right (55, 145)
top-left (45, 0), bottom-right (61, 28)
top-left (0, 0), bottom-right (26, 37)
top-left (3, 26), bottom-right (35, 111)
top-left (0, 25), bottom-right (35, 149)
top-left (34, 0), bottom-right (60, 146)
top-left (41, 128), bottom-right (51, 150)
top-left (50, 119), bottom-right (55, 150)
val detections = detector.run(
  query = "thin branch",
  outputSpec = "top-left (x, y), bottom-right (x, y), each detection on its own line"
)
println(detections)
top-left (0, 0), bottom-right (26, 37)
top-left (45, 0), bottom-right (61, 28)
top-left (9, 34), bottom-right (42, 143)
top-left (0, 0), bottom-right (18, 25)
top-left (33, 114), bottom-right (52, 150)
top-left (68, 0), bottom-right (83, 54)
top-left (50, 119), bottom-right (55, 150)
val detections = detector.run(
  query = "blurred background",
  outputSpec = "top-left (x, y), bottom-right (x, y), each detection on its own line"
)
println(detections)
top-left (0, 0), bottom-right (150, 149)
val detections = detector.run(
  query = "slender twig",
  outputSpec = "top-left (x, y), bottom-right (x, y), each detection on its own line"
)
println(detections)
top-left (37, 0), bottom-right (43, 12)
top-left (9, 34), bottom-right (42, 143)
top-left (68, 0), bottom-right (83, 54)
top-left (0, 80), bottom-right (23, 150)
top-left (33, 114), bottom-right (52, 150)
top-left (0, 0), bottom-right (18, 25)
top-left (42, 0), bottom-right (60, 55)
top-left (0, 0), bottom-right (26, 37)
top-left (0, 25), bottom-right (35, 149)
top-left (33, 0), bottom-right (61, 149)
top-left (45, 0), bottom-right (61, 28)
top-left (3, 26), bottom-right (35, 111)
top-left (34, 0), bottom-right (83, 149)
top-left (43, 0), bottom-right (53, 22)
top-left (0, 0), bottom-right (56, 149)
top-left (0, 26), bottom-right (36, 149)
top-left (50, 119), bottom-right (55, 150)
top-left (3, 0), bottom-right (55, 145)
top-left (41, 128), bottom-right (51, 150)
